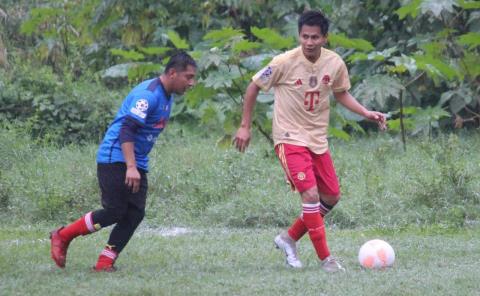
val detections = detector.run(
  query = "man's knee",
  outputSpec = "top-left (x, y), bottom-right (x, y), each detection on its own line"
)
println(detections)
top-left (102, 207), bottom-right (128, 225)
top-left (128, 208), bottom-right (145, 226)
top-left (321, 192), bottom-right (341, 206)
top-left (93, 206), bottom-right (128, 227)
top-left (301, 187), bottom-right (320, 203)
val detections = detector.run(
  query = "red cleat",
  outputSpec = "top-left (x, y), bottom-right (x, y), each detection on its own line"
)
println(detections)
top-left (92, 246), bottom-right (118, 272)
top-left (50, 227), bottom-right (70, 268)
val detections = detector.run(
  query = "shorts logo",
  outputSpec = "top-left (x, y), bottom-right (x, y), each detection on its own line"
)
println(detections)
top-left (297, 172), bottom-right (306, 181)
top-left (135, 99), bottom-right (149, 112)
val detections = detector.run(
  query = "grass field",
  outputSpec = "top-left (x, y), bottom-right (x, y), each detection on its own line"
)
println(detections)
top-left (1, 224), bottom-right (479, 296)
top-left (1, 128), bottom-right (479, 295)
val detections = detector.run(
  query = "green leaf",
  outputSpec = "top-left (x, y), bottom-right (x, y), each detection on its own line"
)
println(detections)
top-left (203, 27), bottom-right (244, 42)
top-left (101, 63), bottom-right (135, 80)
top-left (402, 106), bottom-right (419, 115)
top-left (251, 27), bottom-right (295, 50)
top-left (184, 83), bottom-right (217, 108)
top-left (139, 47), bottom-right (171, 56)
top-left (233, 40), bottom-right (262, 54)
top-left (20, 7), bottom-right (61, 36)
top-left (461, 52), bottom-right (480, 78)
top-left (328, 33), bottom-right (374, 52)
top-left (203, 64), bottom-right (241, 90)
top-left (458, 0), bottom-right (480, 9)
top-left (199, 50), bottom-right (226, 70)
top-left (390, 54), bottom-right (418, 74)
top-left (457, 32), bottom-right (480, 50)
top-left (223, 111), bottom-right (241, 135)
top-left (353, 75), bottom-right (405, 110)
top-left (449, 96), bottom-right (467, 113)
top-left (110, 49), bottom-right (145, 61)
top-left (395, 0), bottom-right (422, 20)
top-left (439, 90), bottom-right (456, 106)
top-left (203, 70), bottom-right (230, 89)
top-left (411, 106), bottom-right (450, 135)
top-left (328, 127), bottom-right (350, 141)
top-left (167, 30), bottom-right (189, 49)
top-left (421, 41), bottom-right (445, 57)
top-left (440, 86), bottom-right (475, 113)
top-left (347, 120), bottom-right (366, 134)
top-left (387, 118), bottom-right (415, 132)
top-left (414, 54), bottom-right (458, 81)
top-left (127, 63), bottom-right (162, 82)
top-left (170, 101), bottom-right (185, 117)
top-left (420, 0), bottom-right (458, 18)
top-left (347, 52), bottom-right (369, 63)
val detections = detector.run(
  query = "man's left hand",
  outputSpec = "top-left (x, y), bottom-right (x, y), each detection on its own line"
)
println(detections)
top-left (365, 111), bottom-right (387, 131)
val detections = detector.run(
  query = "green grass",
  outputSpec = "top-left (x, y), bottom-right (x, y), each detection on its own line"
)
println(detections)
top-left (1, 224), bottom-right (479, 295)
top-left (1, 125), bottom-right (479, 228)
top-left (1, 125), bottom-right (480, 294)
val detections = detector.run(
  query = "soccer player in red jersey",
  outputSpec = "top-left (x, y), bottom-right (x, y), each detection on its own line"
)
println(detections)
top-left (234, 10), bottom-right (386, 272)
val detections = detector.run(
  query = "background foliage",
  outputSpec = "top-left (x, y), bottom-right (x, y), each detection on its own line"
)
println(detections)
top-left (0, 0), bottom-right (478, 145)
top-left (0, 1), bottom-right (479, 227)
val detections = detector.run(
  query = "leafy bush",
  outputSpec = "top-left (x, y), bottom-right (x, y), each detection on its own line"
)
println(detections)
top-left (0, 63), bottom-right (124, 144)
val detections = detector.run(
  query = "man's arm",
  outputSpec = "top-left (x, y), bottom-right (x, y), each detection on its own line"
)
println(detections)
top-left (119, 116), bottom-right (143, 193)
top-left (121, 142), bottom-right (141, 193)
top-left (334, 90), bottom-right (387, 130)
top-left (234, 81), bottom-right (261, 152)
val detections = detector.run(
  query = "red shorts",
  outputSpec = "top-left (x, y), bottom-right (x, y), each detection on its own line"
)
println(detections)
top-left (275, 143), bottom-right (340, 195)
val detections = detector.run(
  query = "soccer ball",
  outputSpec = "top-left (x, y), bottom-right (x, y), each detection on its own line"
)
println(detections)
top-left (358, 239), bottom-right (395, 269)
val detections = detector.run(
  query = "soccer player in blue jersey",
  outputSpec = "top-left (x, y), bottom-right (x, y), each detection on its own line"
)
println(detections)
top-left (50, 51), bottom-right (197, 272)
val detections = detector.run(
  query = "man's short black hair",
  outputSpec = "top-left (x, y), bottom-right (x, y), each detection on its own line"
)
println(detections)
top-left (298, 10), bottom-right (329, 36)
top-left (164, 51), bottom-right (197, 73)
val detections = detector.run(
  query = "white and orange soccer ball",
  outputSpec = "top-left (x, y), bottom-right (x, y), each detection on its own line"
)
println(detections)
top-left (358, 239), bottom-right (395, 269)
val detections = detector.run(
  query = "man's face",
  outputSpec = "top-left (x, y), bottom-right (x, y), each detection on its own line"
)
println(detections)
top-left (171, 65), bottom-right (196, 95)
top-left (299, 25), bottom-right (327, 62)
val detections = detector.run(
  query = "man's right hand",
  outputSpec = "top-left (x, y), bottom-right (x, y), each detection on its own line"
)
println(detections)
top-left (233, 127), bottom-right (251, 153)
top-left (125, 166), bottom-right (141, 193)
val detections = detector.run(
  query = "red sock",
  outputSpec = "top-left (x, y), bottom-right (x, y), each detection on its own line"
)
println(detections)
top-left (95, 246), bottom-right (118, 270)
top-left (287, 217), bottom-right (308, 241)
top-left (288, 201), bottom-right (335, 242)
top-left (59, 212), bottom-right (97, 241)
top-left (302, 203), bottom-right (330, 260)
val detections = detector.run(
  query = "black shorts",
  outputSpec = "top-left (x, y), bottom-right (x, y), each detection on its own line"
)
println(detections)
top-left (97, 163), bottom-right (148, 211)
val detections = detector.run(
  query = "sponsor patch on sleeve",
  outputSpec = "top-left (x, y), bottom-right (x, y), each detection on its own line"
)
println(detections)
top-left (130, 99), bottom-right (148, 119)
top-left (259, 66), bottom-right (273, 82)
top-left (135, 99), bottom-right (149, 112)
top-left (130, 107), bottom-right (147, 119)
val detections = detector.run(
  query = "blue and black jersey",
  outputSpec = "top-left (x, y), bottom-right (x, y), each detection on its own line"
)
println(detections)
top-left (96, 78), bottom-right (173, 171)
